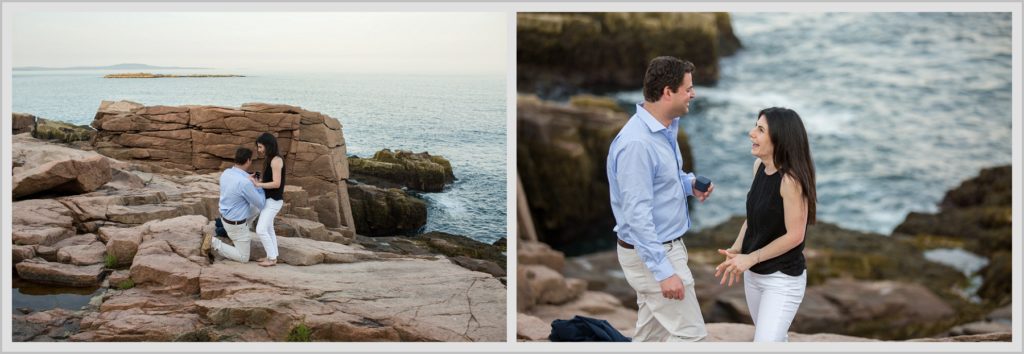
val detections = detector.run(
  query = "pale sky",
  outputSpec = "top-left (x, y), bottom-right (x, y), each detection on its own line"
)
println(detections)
top-left (13, 12), bottom-right (507, 75)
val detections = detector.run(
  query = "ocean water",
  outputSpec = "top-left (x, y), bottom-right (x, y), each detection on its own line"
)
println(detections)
top-left (13, 71), bottom-right (507, 244)
top-left (615, 12), bottom-right (1013, 235)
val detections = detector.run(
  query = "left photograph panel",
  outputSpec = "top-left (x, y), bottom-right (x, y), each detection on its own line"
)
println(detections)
top-left (9, 11), bottom-right (508, 342)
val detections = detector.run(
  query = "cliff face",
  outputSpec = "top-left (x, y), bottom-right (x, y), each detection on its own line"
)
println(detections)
top-left (517, 95), bottom-right (694, 255)
top-left (89, 101), bottom-right (355, 234)
top-left (517, 12), bottom-right (742, 98)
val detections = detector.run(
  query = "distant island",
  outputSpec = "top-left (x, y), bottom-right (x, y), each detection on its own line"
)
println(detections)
top-left (104, 72), bottom-right (244, 79)
top-left (14, 63), bottom-right (208, 71)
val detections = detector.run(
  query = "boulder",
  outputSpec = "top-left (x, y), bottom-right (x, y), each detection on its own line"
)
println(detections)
top-left (13, 245), bottom-right (36, 264)
top-left (517, 12), bottom-right (740, 97)
top-left (12, 199), bottom-right (76, 246)
top-left (518, 241), bottom-right (565, 272)
top-left (33, 235), bottom-right (99, 264)
top-left (520, 265), bottom-right (587, 306)
top-left (276, 217), bottom-right (328, 240)
top-left (349, 149), bottom-right (455, 192)
top-left (516, 314), bottom-right (550, 341)
top-left (56, 242), bottom-right (106, 266)
top-left (13, 112), bottom-right (36, 135)
top-left (13, 155), bottom-right (112, 199)
top-left (15, 258), bottom-right (104, 287)
top-left (107, 270), bottom-right (132, 289)
top-left (104, 227), bottom-right (143, 267)
top-left (346, 183), bottom-right (427, 236)
top-left (129, 252), bottom-right (202, 295)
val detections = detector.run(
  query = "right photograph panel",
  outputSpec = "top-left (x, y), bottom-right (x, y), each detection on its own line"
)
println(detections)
top-left (516, 12), bottom-right (1013, 342)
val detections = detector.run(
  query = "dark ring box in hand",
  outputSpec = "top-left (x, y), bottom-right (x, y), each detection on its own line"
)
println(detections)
top-left (695, 175), bottom-right (711, 193)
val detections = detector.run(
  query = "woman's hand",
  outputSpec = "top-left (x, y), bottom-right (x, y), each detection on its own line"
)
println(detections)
top-left (249, 175), bottom-right (260, 187)
top-left (717, 248), bottom-right (739, 260)
top-left (714, 253), bottom-right (757, 287)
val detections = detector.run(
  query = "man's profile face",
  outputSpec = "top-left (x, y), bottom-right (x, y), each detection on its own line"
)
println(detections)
top-left (241, 158), bottom-right (252, 171)
top-left (672, 72), bottom-right (695, 117)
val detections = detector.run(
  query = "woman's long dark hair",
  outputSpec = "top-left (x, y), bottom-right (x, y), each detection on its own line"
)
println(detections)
top-left (256, 132), bottom-right (280, 178)
top-left (760, 107), bottom-right (817, 224)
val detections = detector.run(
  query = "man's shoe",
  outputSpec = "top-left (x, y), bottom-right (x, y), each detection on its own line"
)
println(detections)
top-left (200, 232), bottom-right (213, 257)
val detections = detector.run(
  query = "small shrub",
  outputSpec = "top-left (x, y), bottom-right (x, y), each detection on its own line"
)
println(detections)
top-left (286, 322), bottom-right (312, 342)
top-left (104, 254), bottom-right (118, 269)
top-left (116, 279), bottom-right (135, 290)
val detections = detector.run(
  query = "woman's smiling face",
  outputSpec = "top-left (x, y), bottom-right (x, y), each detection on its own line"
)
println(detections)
top-left (749, 115), bottom-right (774, 160)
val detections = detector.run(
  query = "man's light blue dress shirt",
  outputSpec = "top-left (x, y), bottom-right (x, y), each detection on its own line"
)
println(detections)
top-left (607, 103), bottom-right (696, 282)
top-left (219, 166), bottom-right (266, 222)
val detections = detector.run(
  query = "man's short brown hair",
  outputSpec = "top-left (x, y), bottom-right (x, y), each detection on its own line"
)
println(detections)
top-left (643, 56), bottom-right (695, 102)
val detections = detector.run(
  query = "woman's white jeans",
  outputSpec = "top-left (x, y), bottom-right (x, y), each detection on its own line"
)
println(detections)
top-left (256, 198), bottom-right (284, 260)
top-left (743, 269), bottom-right (806, 342)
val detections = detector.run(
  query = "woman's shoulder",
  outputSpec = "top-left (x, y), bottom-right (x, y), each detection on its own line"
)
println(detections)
top-left (751, 158), bottom-right (762, 176)
top-left (780, 173), bottom-right (803, 196)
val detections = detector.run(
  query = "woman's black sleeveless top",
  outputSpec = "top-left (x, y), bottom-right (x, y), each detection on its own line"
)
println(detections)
top-left (262, 157), bottom-right (286, 201)
top-left (742, 162), bottom-right (806, 276)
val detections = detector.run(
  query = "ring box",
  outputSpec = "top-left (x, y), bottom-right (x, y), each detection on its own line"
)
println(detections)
top-left (695, 175), bottom-right (711, 192)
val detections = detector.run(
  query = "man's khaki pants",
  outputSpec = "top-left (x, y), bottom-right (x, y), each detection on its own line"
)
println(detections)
top-left (212, 209), bottom-right (260, 263)
top-left (617, 238), bottom-right (707, 342)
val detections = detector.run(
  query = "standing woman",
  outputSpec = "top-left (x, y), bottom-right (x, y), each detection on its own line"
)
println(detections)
top-left (253, 132), bottom-right (286, 267)
top-left (714, 107), bottom-right (816, 342)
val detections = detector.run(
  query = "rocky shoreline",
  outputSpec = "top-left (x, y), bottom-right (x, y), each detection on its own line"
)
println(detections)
top-left (103, 73), bottom-right (244, 79)
top-left (517, 158), bottom-right (1011, 341)
top-left (11, 103), bottom-right (506, 342)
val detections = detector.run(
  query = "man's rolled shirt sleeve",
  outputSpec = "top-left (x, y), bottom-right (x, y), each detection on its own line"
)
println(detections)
top-left (679, 171), bottom-right (696, 197)
top-left (615, 141), bottom-right (676, 282)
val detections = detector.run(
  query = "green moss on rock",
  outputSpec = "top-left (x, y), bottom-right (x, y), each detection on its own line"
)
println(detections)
top-left (349, 149), bottom-right (455, 192)
top-left (32, 118), bottom-right (96, 144)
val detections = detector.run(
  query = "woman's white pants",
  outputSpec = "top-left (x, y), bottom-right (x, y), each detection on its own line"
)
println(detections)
top-left (256, 198), bottom-right (284, 260)
top-left (743, 269), bottom-right (806, 342)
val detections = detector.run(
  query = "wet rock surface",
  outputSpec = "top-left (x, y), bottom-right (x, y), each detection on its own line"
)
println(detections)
top-left (346, 183), bottom-right (428, 236)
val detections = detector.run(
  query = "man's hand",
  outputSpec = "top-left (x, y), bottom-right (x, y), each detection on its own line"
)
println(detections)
top-left (693, 181), bottom-right (715, 202)
top-left (659, 274), bottom-right (685, 300)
